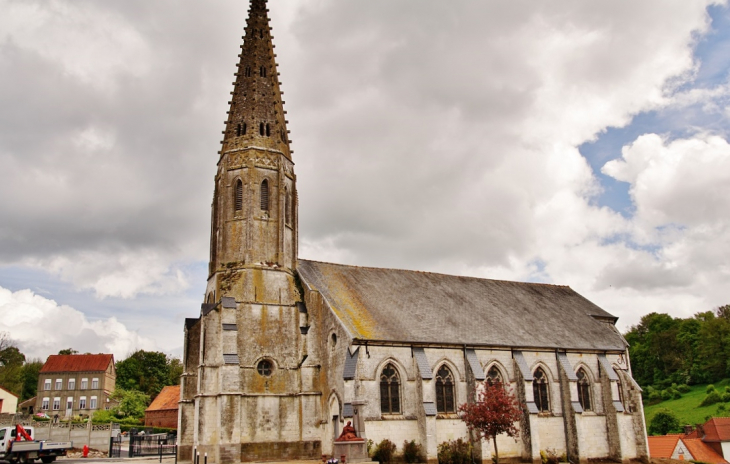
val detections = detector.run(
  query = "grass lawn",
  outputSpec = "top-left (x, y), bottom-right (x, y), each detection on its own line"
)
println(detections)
top-left (643, 378), bottom-right (730, 431)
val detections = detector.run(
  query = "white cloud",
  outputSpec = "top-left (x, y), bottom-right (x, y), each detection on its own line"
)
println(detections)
top-left (0, 285), bottom-right (156, 360)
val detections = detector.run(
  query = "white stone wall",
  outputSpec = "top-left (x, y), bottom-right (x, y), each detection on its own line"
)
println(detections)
top-left (576, 414), bottom-right (608, 458)
top-left (617, 413), bottom-right (638, 458)
top-left (366, 419), bottom-right (420, 451)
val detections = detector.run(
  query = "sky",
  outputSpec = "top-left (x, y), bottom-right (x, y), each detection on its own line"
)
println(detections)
top-left (1, 0), bottom-right (730, 361)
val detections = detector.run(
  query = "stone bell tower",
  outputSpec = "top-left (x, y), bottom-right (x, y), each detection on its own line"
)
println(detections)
top-left (178, 1), bottom-right (322, 462)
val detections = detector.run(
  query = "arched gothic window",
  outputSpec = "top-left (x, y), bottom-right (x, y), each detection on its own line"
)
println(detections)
top-left (234, 180), bottom-right (243, 211)
top-left (615, 370), bottom-right (631, 412)
top-left (533, 368), bottom-right (550, 412)
top-left (260, 179), bottom-right (269, 211)
top-left (380, 364), bottom-right (400, 414)
top-left (436, 365), bottom-right (455, 413)
top-left (576, 368), bottom-right (591, 411)
top-left (487, 366), bottom-right (503, 386)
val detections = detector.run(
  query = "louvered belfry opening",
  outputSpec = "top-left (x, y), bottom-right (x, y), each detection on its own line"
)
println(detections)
top-left (260, 179), bottom-right (269, 211)
top-left (234, 180), bottom-right (243, 211)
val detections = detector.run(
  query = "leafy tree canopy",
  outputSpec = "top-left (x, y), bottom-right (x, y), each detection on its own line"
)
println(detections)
top-left (116, 350), bottom-right (182, 398)
top-left (58, 348), bottom-right (78, 355)
top-left (648, 409), bottom-right (680, 435)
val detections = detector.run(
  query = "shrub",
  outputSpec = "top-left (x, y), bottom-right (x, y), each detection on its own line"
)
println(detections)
top-left (717, 404), bottom-right (727, 414)
top-left (677, 384), bottom-right (691, 393)
top-left (437, 439), bottom-right (471, 464)
top-left (372, 439), bottom-right (397, 464)
top-left (648, 390), bottom-right (662, 402)
top-left (672, 390), bottom-right (682, 400)
top-left (660, 390), bottom-right (673, 401)
top-left (403, 440), bottom-right (426, 463)
top-left (706, 385), bottom-right (716, 394)
top-left (367, 439), bottom-right (375, 456)
top-left (723, 392), bottom-right (730, 403)
top-left (700, 391), bottom-right (722, 407)
top-left (649, 409), bottom-right (680, 435)
top-left (540, 449), bottom-right (566, 464)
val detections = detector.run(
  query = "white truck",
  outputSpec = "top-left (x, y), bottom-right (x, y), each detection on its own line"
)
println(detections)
top-left (0, 425), bottom-right (72, 464)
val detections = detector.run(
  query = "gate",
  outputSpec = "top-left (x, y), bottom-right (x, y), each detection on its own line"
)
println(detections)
top-left (129, 431), bottom-right (177, 459)
top-left (109, 434), bottom-right (123, 458)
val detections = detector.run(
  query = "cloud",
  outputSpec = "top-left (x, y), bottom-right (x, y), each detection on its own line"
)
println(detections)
top-left (0, 0), bottom-right (728, 335)
top-left (0, 285), bottom-right (156, 360)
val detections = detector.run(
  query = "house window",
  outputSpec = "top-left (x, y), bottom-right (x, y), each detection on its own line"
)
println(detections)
top-left (260, 179), bottom-right (269, 211)
top-left (380, 363), bottom-right (401, 414)
top-left (66, 397), bottom-right (73, 410)
top-left (44, 379), bottom-right (51, 391)
top-left (55, 379), bottom-right (62, 390)
top-left (435, 365), bottom-right (455, 413)
top-left (576, 368), bottom-right (591, 411)
top-left (533, 368), bottom-right (550, 412)
top-left (81, 378), bottom-right (88, 390)
top-left (52, 398), bottom-right (60, 410)
top-left (235, 180), bottom-right (243, 211)
top-left (41, 398), bottom-right (50, 410)
top-left (79, 397), bottom-right (87, 409)
top-left (90, 396), bottom-right (98, 409)
top-left (68, 379), bottom-right (75, 390)
top-left (92, 378), bottom-right (99, 389)
top-left (487, 366), bottom-right (503, 386)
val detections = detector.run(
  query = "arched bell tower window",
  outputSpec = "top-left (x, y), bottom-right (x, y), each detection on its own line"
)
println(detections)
top-left (487, 366), bottom-right (503, 386)
top-left (265, 123), bottom-right (271, 137)
top-left (260, 179), bottom-right (269, 211)
top-left (533, 368), bottom-right (550, 412)
top-left (234, 180), bottom-right (243, 212)
top-left (259, 122), bottom-right (265, 136)
top-left (435, 365), bottom-right (455, 413)
top-left (380, 363), bottom-right (401, 414)
top-left (576, 368), bottom-right (591, 411)
top-left (260, 66), bottom-right (266, 77)
top-left (244, 66), bottom-right (251, 77)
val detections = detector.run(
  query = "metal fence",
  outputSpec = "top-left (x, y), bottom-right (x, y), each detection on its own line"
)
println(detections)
top-left (130, 432), bottom-right (177, 458)
top-left (109, 434), bottom-right (123, 458)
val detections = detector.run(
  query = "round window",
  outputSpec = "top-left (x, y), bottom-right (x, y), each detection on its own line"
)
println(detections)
top-left (257, 360), bottom-right (272, 377)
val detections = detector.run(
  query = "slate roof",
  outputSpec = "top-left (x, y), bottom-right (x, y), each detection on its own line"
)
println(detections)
top-left (146, 385), bottom-right (180, 412)
top-left (297, 260), bottom-right (626, 351)
top-left (40, 354), bottom-right (114, 373)
top-left (647, 435), bottom-right (680, 458)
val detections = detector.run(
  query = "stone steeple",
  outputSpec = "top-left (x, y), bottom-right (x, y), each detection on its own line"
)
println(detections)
top-left (222, 0), bottom-right (291, 159)
top-left (206, 0), bottom-right (297, 284)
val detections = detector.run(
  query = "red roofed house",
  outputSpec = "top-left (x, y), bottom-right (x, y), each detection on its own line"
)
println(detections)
top-left (145, 385), bottom-right (180, 429)
top-left (35, 354), bottom-right (115, 419)
top-left (648, 435), bottom-right (728, 464)
top-left (700, 417), bottom-right (730, 460)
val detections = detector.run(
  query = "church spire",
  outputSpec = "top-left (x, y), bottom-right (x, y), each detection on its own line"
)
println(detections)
top-left (222, 0), bottom-right (291, 159)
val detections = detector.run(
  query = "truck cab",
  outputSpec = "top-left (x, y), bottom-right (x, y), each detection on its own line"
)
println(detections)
top-left (0, 426), bottom-right (34, 454)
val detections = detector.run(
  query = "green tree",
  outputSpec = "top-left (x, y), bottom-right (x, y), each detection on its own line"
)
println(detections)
top-left (110, 388), bottom-right (150, 419)
top-left (648, 409), bottom-right (680, 435)
top-left (20, 359), bottom-right (43, 401)
top-left (116, 350), bottom-right (181, 398)
top-left (58, 348), bottom-right (78, 355)
top-left (0, 332), bottom-right (26, 395)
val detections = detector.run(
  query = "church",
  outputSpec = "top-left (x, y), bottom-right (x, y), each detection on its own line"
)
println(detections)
top-left (178, 1), bottom-right (649, 462)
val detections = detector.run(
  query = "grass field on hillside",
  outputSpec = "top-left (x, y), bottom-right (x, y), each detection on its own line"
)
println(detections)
top-left (643, 379), bottom-right (730, 431)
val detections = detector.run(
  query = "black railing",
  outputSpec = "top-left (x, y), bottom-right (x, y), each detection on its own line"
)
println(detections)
top-left (129, 432), bottom-right (177, 458)
top-left (109, 434), bottom-right (123, 458)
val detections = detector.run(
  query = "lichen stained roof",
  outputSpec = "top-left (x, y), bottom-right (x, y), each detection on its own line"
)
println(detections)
top-left (146, 385), bottom-right (180, 412)
top-left (297, 259), bottom-right (626, 351)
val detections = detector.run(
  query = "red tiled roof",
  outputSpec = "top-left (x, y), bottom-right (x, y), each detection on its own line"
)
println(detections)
top-left (39, 354), bottom-right (114, 373)
top-left (703, 417), bottom-right (730, 442)
top-left (145, 386), bottom-right (180, 412)
top-left (684, 438), bottom-right (729, 464)
top-left (648, 435), bottom-right (680, 458)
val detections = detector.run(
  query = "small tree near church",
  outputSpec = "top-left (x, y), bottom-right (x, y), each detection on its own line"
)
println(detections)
top-left (458, 381), bottom-right (522, 464)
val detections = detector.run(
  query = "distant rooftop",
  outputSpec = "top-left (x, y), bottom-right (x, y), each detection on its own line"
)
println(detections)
top-left (40, 354), bottom-right (114, 373)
